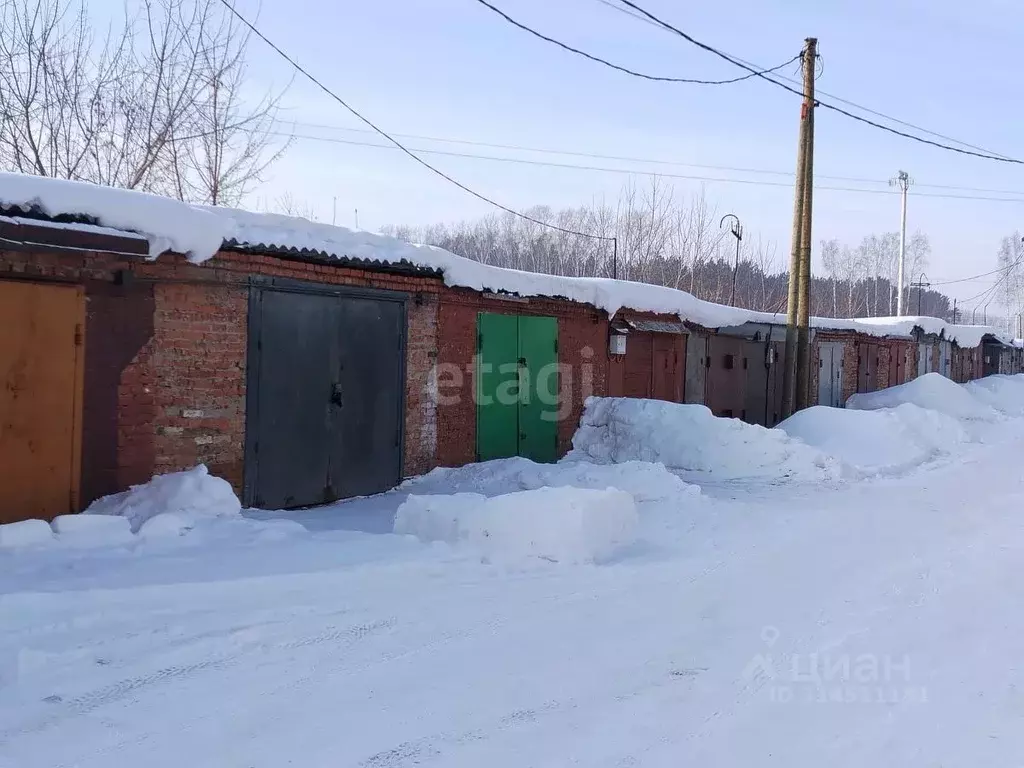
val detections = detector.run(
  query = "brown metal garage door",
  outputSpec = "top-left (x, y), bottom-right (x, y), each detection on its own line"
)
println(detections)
top-left (706, 336), bottom-right (747, 419)
top-left (0, 280), bottom-right (85, 522)
top-left (618, 331), bottom-right (685, 402)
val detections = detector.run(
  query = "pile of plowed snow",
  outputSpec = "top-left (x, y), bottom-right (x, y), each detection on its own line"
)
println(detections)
top-left (568, 397), bottom-right (841, 482)
top-left (778, 403), bottom-right (969, 475)
top-left (0, 465), bottom-right (278, 552)
top-left (394, 487), bottom-right (638, 563)
top-left (401, 456), bottom-right (699, 503)
top-left (964, 374), bottom-right (1024, 416)
top-left (85, 464), bottom-right (241, 534)
top-left (848, 372), bottom-right (999, 420)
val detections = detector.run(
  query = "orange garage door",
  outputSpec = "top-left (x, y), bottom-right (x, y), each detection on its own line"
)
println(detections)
top-left (0, 280), bottom-right (84, 523)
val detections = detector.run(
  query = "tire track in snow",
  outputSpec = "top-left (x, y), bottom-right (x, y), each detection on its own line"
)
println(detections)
top-left (0, 616), bottom-right (396, 754)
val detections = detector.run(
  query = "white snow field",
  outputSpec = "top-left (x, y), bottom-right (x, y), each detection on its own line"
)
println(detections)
top-left (3, 379), bottom-right (1024, 766)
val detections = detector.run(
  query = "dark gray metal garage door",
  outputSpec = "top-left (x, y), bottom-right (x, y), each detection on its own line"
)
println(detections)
top-left (244, 280), bottom-right (406, 509)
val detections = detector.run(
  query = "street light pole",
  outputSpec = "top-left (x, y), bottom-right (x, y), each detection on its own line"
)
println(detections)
top-left (889, 171), bottom-right (913, 316)
top-left (910, 273), bottom-right (929, 316)
top-left (720, 213), bottom-right (743, 307)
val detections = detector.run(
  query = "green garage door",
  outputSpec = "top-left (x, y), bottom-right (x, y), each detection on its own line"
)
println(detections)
top-left (477, 313), bottom-right (558, 463)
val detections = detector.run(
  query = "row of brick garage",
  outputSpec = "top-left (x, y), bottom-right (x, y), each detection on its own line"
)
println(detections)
top-left (1, 214), bottom-right (1019, 523)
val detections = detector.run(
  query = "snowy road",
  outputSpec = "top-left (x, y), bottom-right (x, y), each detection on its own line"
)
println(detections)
top-left (3, 429), bottom-right (1024, 765)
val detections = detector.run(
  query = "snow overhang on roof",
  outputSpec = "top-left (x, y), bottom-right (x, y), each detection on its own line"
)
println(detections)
top-left (625, 319), bottom-right (688, 334)
top-left (0, 171), bottom-right (1007, 349)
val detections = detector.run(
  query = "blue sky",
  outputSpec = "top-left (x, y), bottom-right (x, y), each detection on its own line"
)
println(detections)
top-left (229, 0), bottom-right (1021, 305)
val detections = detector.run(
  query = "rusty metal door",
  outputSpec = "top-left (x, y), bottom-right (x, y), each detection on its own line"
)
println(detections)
top-left (858, 342), bottom-right (880, 393)
top-left (622, 331), bottom-right (654, 399)
top-left (651, 334), bottom-right (684, 402)
top-left (706, 336), bottom-right (746, 419)
top-left (892, 344), bottom-right (906, 385)
top-left (0, 280), bottom-right (84, 523)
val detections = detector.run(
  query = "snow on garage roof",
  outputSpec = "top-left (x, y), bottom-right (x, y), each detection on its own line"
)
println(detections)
top-left (0, 172), bottom-right (1007, 346)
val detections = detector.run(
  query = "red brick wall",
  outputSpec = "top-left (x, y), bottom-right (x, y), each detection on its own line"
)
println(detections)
top-left (877, 345), bottom-right (892, 390)
top-left (436, 288), bottom-right (608, 467)
top-left (119, 282), bottom-right (248, 489)
top-left (906, 341), bottom-right (919, 380)
top-left (840, 339), bottom-right (859, 403)
top-left (1, 245), bottom-right (442, 503)
top-left (404, 292), bottom-right (440, 477)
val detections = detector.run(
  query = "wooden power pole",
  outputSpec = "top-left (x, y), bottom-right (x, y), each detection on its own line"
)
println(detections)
top-left (782, 37), bottom-right (817, 418)
top-left (795, 37), bottom-right (817, 411)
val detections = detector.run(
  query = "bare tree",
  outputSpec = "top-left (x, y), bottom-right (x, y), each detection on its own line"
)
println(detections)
top-left (0, 0), bottom-right (289, 204)
top-left (997, 232), bottom-right (1024, 332)
top-left (270, 191), bottom-right (318, 221)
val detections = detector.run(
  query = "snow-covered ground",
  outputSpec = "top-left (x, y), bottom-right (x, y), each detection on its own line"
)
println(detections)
top-left (3, 378), bottom-right (1024, 767)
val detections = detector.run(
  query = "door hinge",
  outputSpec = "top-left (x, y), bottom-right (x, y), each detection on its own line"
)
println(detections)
top-left (554, 337), bottom-right (558, 355)
top-left (74, 324), bottom-right (83, 347)
top-left (477, 332), bottom-right (483, 352)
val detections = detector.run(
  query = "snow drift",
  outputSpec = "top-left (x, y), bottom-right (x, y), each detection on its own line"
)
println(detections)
top-left (401, 456), bottom-right (699, 503)
top-left (847, 372), bottom-right (999, 420)
top-left (394, 487), bottom-right (638, 563)
top-left (964, 374), bottom-right (1024, 417)
top-left (569, 397), bottom-right (841, 482)
top-left (778, 403), bottom-right (970, 475)
top-left (84, 465), bottom-right (241, 533)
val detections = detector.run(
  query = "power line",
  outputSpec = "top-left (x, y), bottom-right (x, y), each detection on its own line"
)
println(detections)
top-left (607, 0), bottom-right (1024, 164)
top-left (472, 0), bottom-right (800, 84)
top-left (590, 0), bottom-right (1016, 161)
top-left (215, 0), bottom-right (613, 246)
top-left (272, 119), bottom-right (875, 181)
top-left (960, 272), bottom-right (1010, 306)
top-left (930, 255), bottom-right (1024, 287)
top-left (270, 130), bottom-right (1024, 202)
top-left (272, 119), bottom-right (1024, 196)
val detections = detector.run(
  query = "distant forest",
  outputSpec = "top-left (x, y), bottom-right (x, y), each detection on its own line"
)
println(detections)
top-left (383, 180), bottom-right (959, 321)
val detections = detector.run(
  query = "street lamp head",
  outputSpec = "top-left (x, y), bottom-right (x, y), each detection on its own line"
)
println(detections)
top-left (719, 213), bottom-right (742, 240)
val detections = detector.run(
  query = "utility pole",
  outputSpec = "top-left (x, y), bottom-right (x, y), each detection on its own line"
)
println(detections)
top-left (720, 214), bottom-right (743, 306)
top-left (890, 170), bottom-right (913, 316)
top-left (911, 274), bottom-right (929, 316)
top-left (782, 37), bottom-right (817, 418)
top-left (952, 298), bottom-right (958, 325)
